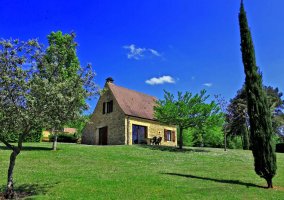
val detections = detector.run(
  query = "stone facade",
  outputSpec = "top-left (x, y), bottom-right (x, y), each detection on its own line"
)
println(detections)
top-left (82, 84), bottom-right (125, 145)
top-left (82, 81), bottom-right (177, 147)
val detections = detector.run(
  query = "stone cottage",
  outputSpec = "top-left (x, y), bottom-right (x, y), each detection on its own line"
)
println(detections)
top-left (81, 78), bottom-right (177, 146)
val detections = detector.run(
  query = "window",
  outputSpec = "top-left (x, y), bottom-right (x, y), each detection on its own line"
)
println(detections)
top-left (102, 102), bottom-right (106, 114)
top-left (107, 100), bottom-right (113, 113)
top-left (164, 129), bottom-right (175, 142)
top-left (103, 100), bottom-right (113, 114)
top-left (166, 130), bottom-right (171, 141)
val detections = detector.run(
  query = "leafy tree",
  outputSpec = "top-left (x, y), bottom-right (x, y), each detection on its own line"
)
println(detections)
top-left (154, 90), bottom-right (223, 149)
top-left (37, 31), bottom-right (98, 150)
top-left (239, 1), bottom-right (276, 188)
top-left (0, 34), bottom-right (97, 197)
top-left (226, 87), bottom-right (250, 149)
top-left (214, 94), bottom-right (229, 150)
top-left (226, 85), bottom-right (284, 150)
top-left (0, 39), bottom-right (44, 198)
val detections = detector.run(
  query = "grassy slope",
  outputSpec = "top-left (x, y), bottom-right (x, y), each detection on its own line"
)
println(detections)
top-left (0, 143), bottom-right (283, 200)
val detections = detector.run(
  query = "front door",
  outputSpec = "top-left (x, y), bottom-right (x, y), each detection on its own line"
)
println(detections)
top-left (99, 126), bottom-right (108, 145)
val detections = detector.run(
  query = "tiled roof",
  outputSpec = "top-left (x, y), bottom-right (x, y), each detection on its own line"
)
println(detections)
top-left (108, 83), bottom-right (157, 120)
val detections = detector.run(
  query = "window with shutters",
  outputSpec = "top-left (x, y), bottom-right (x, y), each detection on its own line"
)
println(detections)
top-left (164, 129), bottom-right (175, 142)
top-left (166, 130), bottom-right (171, 141)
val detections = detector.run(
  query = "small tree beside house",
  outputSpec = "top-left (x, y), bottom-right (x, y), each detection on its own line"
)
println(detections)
top-left (154, 90), bottom-right (223, 149)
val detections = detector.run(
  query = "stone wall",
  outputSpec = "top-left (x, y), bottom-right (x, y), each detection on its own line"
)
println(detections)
top-left (81, 84), bottom-right (125, 145)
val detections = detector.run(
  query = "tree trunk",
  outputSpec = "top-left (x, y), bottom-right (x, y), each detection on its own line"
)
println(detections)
top-left (179, 127), bottom-right (183, 149)
top-left (52, 134), bottom-right (58, 150)
top-left (266, 177), bottom-right (273, 188)
top-left (224, 132), bottom-right (227, 151)
top-left (52, 128), bottom-right (58, 151)
top-left (5, 148), bottom-right (20, 199)
top-left (242, 124), bottom-right (250, 150)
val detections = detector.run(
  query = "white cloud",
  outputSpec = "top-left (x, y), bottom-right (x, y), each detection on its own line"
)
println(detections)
top-left (145, 76), bottom-right (175, 85)
top-left (203, 83), bottom-right (213, 87)
top-left (123, 44), bottom-right (161, 60)
top-left (148, 48), bottom-right (161, 57)
top-left (123, 44), bottom-right (146, 60)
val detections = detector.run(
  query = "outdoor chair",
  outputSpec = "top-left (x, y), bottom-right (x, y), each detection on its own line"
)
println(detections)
top-left (150, 136), bottom-right (157, 145)
top-left (155, 137), bottom-right (162, 145)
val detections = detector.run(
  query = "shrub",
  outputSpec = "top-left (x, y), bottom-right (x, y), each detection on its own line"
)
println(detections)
top-left (227, 136), bottom-right (243, 149)
top-left (203, 126), bottom-right (224, 148)
top-left (177, 128), bottom-right (193, 147)
top-left (49, 133), bottom-right (79, 143)
top-left (190, 126), bottom-right (224, 148)
top-left (24, 129), bottom-right (42, 142)
top-left (5, 129), bottom-right (42, 143)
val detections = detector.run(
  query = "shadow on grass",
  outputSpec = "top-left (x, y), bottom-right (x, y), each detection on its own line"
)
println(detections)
top-left (0, 182), bottom-right (58, 199)
top-left (0, 146), bottom-right (52, 151)
top-left (138, 145), bottom-right (210, 153)
top-left (163, 172), bottom-right (265, 188)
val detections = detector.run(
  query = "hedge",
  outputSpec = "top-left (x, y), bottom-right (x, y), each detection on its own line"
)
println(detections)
top-left (49, 133), bottom-right (78, 143)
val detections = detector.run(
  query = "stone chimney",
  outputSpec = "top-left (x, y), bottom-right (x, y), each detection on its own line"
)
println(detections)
top-left (106, 77), bottom-right (114, 83)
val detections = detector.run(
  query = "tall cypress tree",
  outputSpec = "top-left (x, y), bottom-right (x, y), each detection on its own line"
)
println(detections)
top-left (239, 0), bottom-right (276, 188)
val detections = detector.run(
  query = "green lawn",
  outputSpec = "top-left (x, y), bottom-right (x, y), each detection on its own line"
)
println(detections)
top-left (0, 143), bottom-right (283, 200)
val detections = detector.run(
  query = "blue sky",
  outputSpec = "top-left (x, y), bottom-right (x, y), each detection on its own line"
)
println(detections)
top-left (1, 0), bottom-right (284, 113)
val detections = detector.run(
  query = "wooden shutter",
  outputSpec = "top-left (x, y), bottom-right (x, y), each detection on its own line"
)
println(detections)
top-left (172, 131), bottom-right (175, 142)
top-left (145, 127), bottom-right (148, 138)
top-left (103, 102), bottom-right (106, 114)
top-left (164, 129), bottom-right (167, 141)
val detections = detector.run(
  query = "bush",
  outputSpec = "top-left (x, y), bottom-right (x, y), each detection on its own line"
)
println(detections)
top-left (5, 132), bottom-right (18, 143)
top-left (4, 129), bottom-right (42, 143)
top-left (24, 129), bottom-right (42, 142)
top-left (203, 126), bottom-right (224, 148)
top-left (189, 126), bottom-right (224, 148)
top-left (49, 133), bottom-right (79, 143)
top-left (227, 136), bottom-right (243, 149)
top-left (276, 143), bottom-right (284, 153)
top-left (177, 128), bottom-right (193, 147)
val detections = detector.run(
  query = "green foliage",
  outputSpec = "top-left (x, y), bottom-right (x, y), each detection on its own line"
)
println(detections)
top-left (227, 135), bottom-right (243, 149)
top-left (154, 90), bottom-right (224, 149)
top-left (0, 33), bottom-right (98, 195)
top-left (203, 126), bottom-right (224, 148)
top-left (226, 85), bottom-right (284, 150)
top-left (65, 115), bottom-right (90, 137)
top-left (36, 31), bottom-right (98, 131)
top-left (177, 128), bottom-right (193, 147)
top-left (239, 1), bottom-right (276, 187)
top-left (49, 133), bottom-right (78, 143)
top-left (0, 38), bottom-right (44, 142)
top-left (189, 125), bottom-right (224, 148)
top-left (24, 129), bottom-right (43, 142)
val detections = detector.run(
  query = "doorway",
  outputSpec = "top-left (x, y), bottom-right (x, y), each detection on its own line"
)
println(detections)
top-left (132, 125), bottom-right (147, 144)
top-left (99, 126), bottom-right (108, 145)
